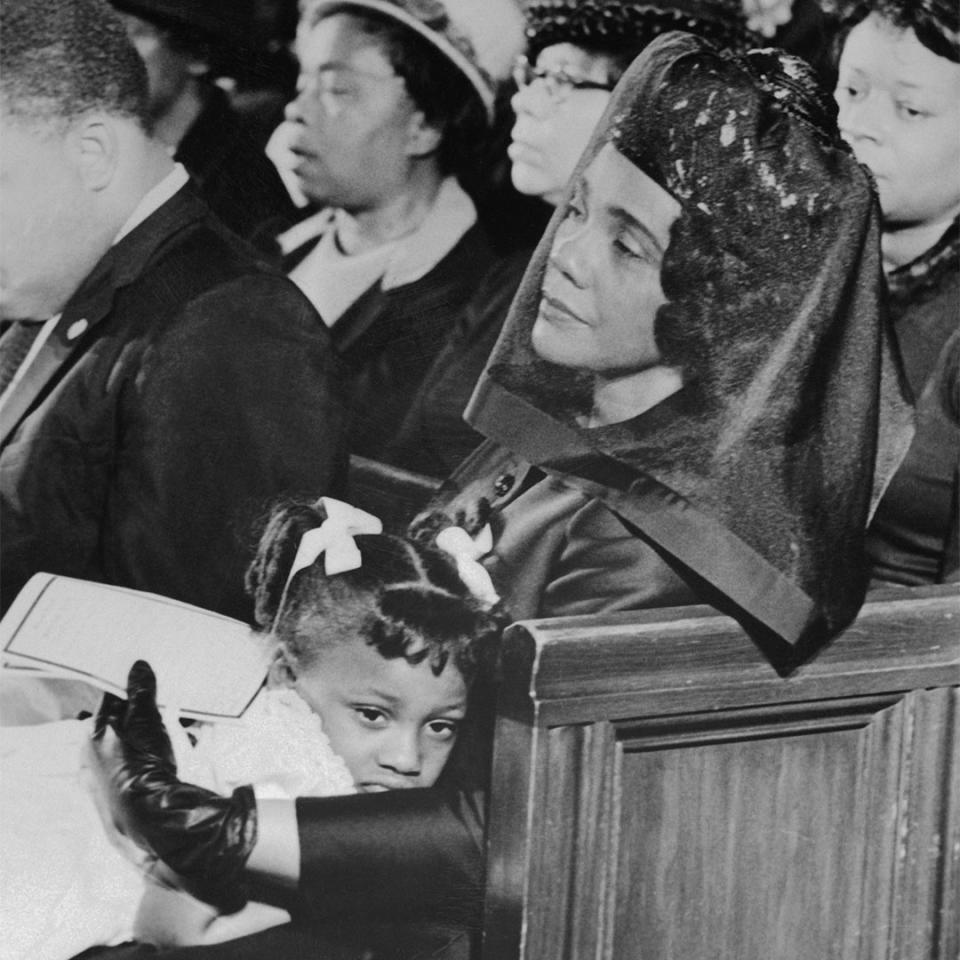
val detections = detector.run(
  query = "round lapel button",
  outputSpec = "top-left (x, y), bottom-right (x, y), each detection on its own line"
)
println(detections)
top-left (66, 318), bottom-right (89, 341)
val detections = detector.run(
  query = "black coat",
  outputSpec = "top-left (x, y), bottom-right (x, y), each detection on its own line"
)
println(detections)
top-left (0, 185), bottom-right (347, 622)
top-left (282, 221), bottom-right (499, 466)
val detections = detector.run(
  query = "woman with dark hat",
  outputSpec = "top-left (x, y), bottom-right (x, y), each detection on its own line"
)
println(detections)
top-left (829, 0), bottom-right (959, 587)
top-left (509, 0), bottom-right (757, 205)
top-left (85, 31), bottom-right (911, 959)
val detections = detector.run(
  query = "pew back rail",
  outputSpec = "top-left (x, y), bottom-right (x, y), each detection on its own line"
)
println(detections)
top-left (483, 585), bottom-right (960, 960)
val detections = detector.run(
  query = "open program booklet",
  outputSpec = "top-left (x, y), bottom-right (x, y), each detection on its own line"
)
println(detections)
top-left (0, 573), bottom-right (268, 721)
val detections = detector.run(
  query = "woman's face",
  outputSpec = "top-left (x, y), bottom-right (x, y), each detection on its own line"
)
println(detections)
top-left (289, 634), bottom-right (467, 793)
top-left (508, 43), bottom-right (617, 206)
top-left (284, 13), bottom-right (429, 210)
top-left (532, 142), bottom-right (680, 374)
top-left (835, 13), bottom-right (960, 228)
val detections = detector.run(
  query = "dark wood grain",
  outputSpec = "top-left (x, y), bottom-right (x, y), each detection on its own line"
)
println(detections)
top-left (482, 584), bottom-right (960, 960)
top-left (504, 586), bottom-right (959, 725)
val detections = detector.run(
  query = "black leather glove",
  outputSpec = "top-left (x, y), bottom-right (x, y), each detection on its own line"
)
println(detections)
top-left (88, 659), bottom-right (257, 913)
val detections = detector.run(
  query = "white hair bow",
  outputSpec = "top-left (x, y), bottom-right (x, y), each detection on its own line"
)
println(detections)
top-left (285, 498), bottom-right (383, 588)
top-left (435, 524), bottom-right (499, 606)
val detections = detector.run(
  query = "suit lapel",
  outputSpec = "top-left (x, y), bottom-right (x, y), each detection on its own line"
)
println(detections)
top-left (0, 260), bottom-right (118, 446)
top-left (0, 185), bottom-right (207, 447)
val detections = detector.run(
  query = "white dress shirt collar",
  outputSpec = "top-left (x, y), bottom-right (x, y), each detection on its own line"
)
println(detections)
top-left (113, 163), bottom-right (190, 245)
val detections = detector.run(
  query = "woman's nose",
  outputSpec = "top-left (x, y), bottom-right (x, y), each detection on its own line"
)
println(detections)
top-left (837, 92), bottom-right (883, 144)
top-left (549, 220), bottom-right (591, 288)
top-left (377, 727), bottom-right (422, 777)
top-left (284, 89), bottom-right (306, 124)
top-left (511, 79), bottom-right (552, 120)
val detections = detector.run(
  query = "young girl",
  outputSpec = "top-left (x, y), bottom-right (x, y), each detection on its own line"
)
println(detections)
top-left (129, 495), bottom-right (503, 947)
top-left (1, 498), bottom-right (502, 957)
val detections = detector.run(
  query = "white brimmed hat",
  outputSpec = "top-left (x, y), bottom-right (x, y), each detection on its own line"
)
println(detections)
top-left (307, 0), bottom-right (525, 122)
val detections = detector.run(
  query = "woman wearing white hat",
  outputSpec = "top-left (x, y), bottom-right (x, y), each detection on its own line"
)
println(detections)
top-left (269, 0), bottom-right (525, 465)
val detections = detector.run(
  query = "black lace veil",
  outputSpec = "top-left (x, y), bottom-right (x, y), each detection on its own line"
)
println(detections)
top-left (465, 32), bottom-right (913, 662)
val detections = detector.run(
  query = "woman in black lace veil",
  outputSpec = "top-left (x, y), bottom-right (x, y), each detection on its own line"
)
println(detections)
top-left (416, 31), bottom-right (913, 668)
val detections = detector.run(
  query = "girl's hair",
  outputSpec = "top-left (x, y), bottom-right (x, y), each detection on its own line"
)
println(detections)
top-left (246, 497), bottom-right (505, 792)
top-left (245, 498), bottom-right (503, 690)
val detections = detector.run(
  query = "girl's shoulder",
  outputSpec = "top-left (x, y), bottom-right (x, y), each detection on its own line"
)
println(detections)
top-left (188, 689), bottom-right (355, 800)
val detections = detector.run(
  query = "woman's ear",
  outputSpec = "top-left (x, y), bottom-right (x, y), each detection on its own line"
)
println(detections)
top-left (405, 110), bottom-right (443, 160)
top-left (267, 646), bottom-right (298, 688)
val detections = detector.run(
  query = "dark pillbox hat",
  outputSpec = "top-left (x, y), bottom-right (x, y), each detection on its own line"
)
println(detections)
top-left (523, 0), bottom-right (759, 56)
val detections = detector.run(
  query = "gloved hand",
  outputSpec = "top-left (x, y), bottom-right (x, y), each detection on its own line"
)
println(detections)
top-left (87, 659), bottom-right (257, 913)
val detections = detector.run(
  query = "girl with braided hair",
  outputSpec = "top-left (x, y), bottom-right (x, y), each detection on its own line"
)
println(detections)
top-left (122, 496), bottom-right (503, 948)
top-left (244, 495), bottom-right (502, 804)
top-left (4, 497), bottom-right (501, 957)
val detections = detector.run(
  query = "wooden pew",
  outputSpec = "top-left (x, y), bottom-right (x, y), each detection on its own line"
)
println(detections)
top-left (482, 584), bottom-right (960, 960)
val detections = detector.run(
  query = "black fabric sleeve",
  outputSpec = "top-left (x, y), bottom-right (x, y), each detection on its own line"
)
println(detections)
top-left (294, 787), bottom-right (485, 927)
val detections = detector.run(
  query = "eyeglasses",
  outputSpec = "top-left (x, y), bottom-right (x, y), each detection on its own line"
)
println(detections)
top-left (512, 55), bottom-right (614, 104)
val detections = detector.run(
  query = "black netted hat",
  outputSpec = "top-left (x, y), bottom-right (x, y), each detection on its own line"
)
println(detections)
top-left (523, 0), bottom-right (759, 57)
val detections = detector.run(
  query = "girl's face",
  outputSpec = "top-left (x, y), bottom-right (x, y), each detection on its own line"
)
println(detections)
top-left (532, 142), bottom-right (680, 374)
top-left (287, 635), bottom-right (467, 793)
top-left (835, 13), bottom-right (960, 229)
top-left (508, 43), bottom-right (617, 206)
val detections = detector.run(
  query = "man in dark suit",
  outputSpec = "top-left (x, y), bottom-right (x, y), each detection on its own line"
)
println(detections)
top-left (2, 7), bottom-right (481, 959)
top-left (0, 0), bottom-right (347, 622)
